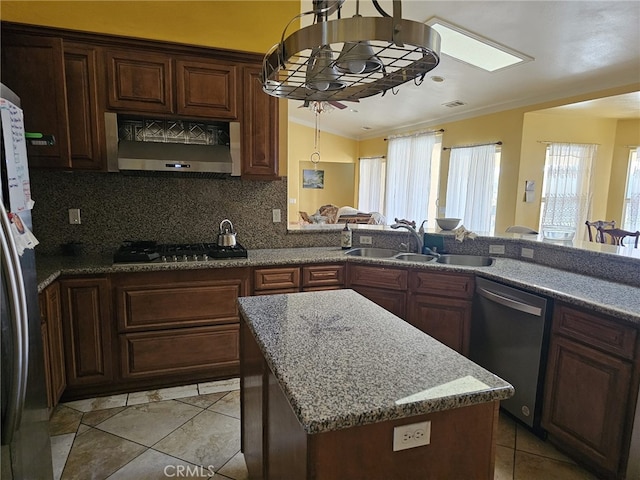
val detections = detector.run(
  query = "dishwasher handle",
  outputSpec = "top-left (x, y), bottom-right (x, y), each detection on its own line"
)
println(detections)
top-left (476, 286), bottom-right (543, 317)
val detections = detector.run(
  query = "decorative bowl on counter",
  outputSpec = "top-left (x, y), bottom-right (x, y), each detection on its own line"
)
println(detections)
top-left (436, 218), bottom-right (461, 230)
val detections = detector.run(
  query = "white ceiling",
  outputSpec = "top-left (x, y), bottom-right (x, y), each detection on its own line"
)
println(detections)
top-left (287, 0), bottom-right (640, 139)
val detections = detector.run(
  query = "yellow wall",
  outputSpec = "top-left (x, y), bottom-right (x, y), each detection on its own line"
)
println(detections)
top-left (297, 161), bottom-right (355, 221)
top-left (288, 122), bottom-right (358, 223)
top-left (0, 1), bottom-right (299, 53)
top-left (518, 114), bottom-right (618, 236)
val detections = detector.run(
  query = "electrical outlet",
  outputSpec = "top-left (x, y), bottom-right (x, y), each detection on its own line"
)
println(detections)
top-left (489, 244), bottom-right (505, 255)
top-left (521, 247), bottom-right (534, 259)
top-left (68, 208), bottom-right (81, 225)
top-left (272, 209), bottom-right (281, 223)
top-left (393, 421), bottom-right (431, 451)
top-left (360, 236), bottom-right (373, 245)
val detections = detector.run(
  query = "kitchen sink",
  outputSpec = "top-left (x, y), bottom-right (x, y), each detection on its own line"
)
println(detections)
top-left (344, 248), bottom-right (399, 258)
top-left (393, 253), bottom-right (437, 263)
top-left (436, 255), bottom-right (494, 266)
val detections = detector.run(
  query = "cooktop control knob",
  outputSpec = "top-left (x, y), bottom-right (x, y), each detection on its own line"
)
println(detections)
top-left (172, 255), bottom-right (178, 262)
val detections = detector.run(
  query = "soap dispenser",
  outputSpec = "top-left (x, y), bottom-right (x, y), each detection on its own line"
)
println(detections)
top-left (341, 221), bottom-right (352, 250)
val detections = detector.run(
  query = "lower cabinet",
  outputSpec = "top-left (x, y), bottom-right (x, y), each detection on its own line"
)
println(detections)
top-left (112, 268), bottom-right (249, 389)
top-left (347, 264), bottom-right (408, 319)
top-left (542, 303), bottom-right (639, 478)
top-left (60, 276), bottom-right (113, 391)
top-left (407, 271), bottom-right (474, 355)
top-left (40, 282), bottom-right (66, 410)
top-left (60, 269), bottom-right (249, 399)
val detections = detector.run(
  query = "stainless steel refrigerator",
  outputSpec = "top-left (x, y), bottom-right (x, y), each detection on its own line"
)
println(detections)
top-left (1, 84), bottom-right (53, 479)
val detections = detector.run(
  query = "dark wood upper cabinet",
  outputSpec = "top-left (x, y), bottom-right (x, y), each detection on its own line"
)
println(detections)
top-left (241, 65), bottom-right (279, 179)
top-left (64, 42), bottom-right (105, 170)
top-left (105, 48), bottom-right (174, 114)
top-left (0, 32), bottom-right (72, 168)
top-left (1, 22), bottom-right (279, 179)
top-left (176, 59), bottom-right (237, 119)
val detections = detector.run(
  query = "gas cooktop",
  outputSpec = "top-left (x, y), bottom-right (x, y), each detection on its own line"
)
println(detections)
top-left (113, 241), bottom-right (248, 264)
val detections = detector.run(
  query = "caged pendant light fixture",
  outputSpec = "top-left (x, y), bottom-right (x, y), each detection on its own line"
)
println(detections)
top-left (262, 0), bottom-right (441, 102)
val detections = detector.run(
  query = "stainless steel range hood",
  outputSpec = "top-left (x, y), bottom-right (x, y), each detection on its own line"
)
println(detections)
top-left (105, 113), bottom-right (241, 177)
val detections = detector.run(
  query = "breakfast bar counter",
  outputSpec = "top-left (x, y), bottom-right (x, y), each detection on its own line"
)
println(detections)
top-left (238, 289), bottom-right (514, 479)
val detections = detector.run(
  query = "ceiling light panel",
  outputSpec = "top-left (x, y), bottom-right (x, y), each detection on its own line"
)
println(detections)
top-left (426, 18), bottom-right (532, 72)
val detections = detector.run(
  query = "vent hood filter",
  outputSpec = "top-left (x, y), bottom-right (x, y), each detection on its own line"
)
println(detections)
top-left (109, 115), bottom-right (240, 176)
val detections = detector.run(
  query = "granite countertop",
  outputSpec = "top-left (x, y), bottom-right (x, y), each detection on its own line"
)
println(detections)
top-left (238, 289), bottom-right (515, 434)
top-left (35, 247), bottom-right (640, 325)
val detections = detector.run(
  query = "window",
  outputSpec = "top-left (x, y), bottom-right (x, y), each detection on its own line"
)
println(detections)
top-left (623, 147), bottom-right (640, 232)
top-left (358, 156), bottom-right (386, 214)
top-left (538, 143), bottom-right (597, 236)
top-left (383, 132), bottom-right (442, 225)
top-left (445, 144), bottom-right (501, 233)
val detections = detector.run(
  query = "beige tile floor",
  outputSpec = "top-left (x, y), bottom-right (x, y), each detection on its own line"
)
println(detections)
top-left (50, 379), bottom-right (599, 479)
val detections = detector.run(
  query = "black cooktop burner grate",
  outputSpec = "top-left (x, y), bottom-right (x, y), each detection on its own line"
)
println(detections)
top-left (113, 241), bottom-right (248, 263)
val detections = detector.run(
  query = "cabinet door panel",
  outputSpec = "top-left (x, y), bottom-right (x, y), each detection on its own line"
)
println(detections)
top-left (350, 286), bottom-right (406, 319)
top-left (553, 304), bottom-right (636, 360)
top-left (348, 265), bottom-right (408, 291)
top-left (120, 325), bottom-right (238, 378)
top-left (44, 283), bottom-right (66, 406)
top-left (60, 278), bottom-right (113, 386)
top-left (408, 294), bottom-right (471, 354)
top-left (116, 281), bottom-right (244, 332)
top-left (106, 49), bottom-right (173, 113)
top-left (254, 267), bottom-right (300, 292)
top-left (1, 33), bottom-right (71, 167)
top-left (64, 43), bottom-right (104, 170)
top-left (241, 66), bottom-right (279, 179)
top-left (542, 335), bottom-right (632, 473)
top-left (302, 264), bottom-right (345, 288)
top-left (410, 271), bottom-right (474, 299)
top-left (176, 60), bottom-right (237, 118)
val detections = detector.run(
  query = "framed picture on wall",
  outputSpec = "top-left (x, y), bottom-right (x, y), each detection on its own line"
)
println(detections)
top-left (302, 169), bottom-right (325, 189)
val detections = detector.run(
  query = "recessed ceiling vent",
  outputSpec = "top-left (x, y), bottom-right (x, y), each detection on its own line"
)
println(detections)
top-left (443, 100), bottom-right (466, 108)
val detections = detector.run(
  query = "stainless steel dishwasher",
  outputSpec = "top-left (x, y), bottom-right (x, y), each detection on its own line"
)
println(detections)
top-left (470, 277), bottom-right (552, 435)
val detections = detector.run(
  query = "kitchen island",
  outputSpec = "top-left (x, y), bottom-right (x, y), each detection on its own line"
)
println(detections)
top-left (238, 289), bottom-right (514, 479)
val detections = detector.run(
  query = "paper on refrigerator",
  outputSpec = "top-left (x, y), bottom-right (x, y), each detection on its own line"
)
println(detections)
top-left (1, 97), bottom-right (34, 212)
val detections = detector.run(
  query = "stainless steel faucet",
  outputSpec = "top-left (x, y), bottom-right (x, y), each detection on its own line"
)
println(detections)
top-left (390, 221), bottom-right (424, 254)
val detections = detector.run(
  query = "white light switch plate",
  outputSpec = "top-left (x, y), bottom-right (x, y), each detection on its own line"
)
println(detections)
top-left (489, 244), bottom-right (505, 254)
top-left (521, 247), bottom-right (534, 259)
top-left (272, 209), bottom-right (281, 223)
top-left (68, 208), bottom-right (81, 224)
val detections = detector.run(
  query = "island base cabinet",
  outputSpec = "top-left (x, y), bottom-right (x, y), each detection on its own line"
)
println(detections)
top-left (241, 321), bottom-right (499, 480)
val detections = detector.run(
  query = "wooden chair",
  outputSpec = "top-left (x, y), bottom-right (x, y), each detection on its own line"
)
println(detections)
top-left (585, 220), bottom-right (616, 242)
top-left (598, 227), bottom-right (640, 247)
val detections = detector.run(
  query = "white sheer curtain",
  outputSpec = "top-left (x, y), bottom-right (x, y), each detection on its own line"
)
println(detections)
top-left (445, 144), bottom-right (498, 233)
top-left (358, 156), bottom-right (386, 213)
top-left (539, 143), bottom-right (597, 234)
top-left (623, 148), bottom-right (640, 232)
top-left (384, 132), bottom-right (439, 223)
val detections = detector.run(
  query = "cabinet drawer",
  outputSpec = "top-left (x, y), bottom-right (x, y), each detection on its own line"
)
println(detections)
top-left (302, 264), bottom-right (345, 288)
top-left (348, 265), bottom-right (408, 291)
top-left (116, 280), bottom-right (242, 332)
top-left (410, 271), bottom-right (474, 299)
top-left (553, 304), bottom-right (637, 360)
top-left (254, 267), bottom-right (300, 291)
top-left (120, 324), bottom-right (239, 379)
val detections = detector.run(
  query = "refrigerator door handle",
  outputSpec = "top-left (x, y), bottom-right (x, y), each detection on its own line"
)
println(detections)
top-left (0, 208), bottom-right (29, 444)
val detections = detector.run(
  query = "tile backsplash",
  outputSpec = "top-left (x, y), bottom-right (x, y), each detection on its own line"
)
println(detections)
top-left (30, 170), bottom-right (337, 255)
